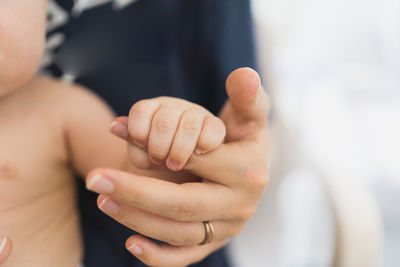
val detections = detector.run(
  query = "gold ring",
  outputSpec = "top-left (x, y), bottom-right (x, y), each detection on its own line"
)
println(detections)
top-left (199, 221), bottom-right (214, 245)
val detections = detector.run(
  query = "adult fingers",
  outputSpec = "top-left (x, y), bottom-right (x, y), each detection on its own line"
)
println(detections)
top-left (125, 235), bottom-right (228, 267)
top-left (86, 169), bottom-right (234, 222)
top-left (224, 67), bottom-right (270, 127)
top-left (186, 139), bottom-right (269, 189)
top-left (0, 237), bottom-right (12, 264)
top-left (97, 195), bottom-right (242, 246)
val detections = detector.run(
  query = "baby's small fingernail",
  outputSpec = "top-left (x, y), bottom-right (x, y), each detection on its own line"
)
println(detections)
top-left (149, 157), bottom-right (163, 166)
top-left (86, 174), bottom-right (115, 194)
top-left (194, 148), bottom-right (204, 155)
top-left (110, 121), bottom-right (129, 139)
top-left (166, 158), bottom-right (182, 171)
top-left (98, 197), bottom-right (120, 216)
top-left (127, 243), bottom-right (144, 256)
top-left (133, 140), bottom-right (146, 148)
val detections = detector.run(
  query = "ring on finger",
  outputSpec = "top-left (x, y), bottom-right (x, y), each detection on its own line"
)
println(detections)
top-left (199, 221), bottom-right (214, 245)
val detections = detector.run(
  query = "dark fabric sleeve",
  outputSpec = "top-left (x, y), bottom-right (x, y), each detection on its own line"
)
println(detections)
top-left (201, 0), bottom-right (258, 115)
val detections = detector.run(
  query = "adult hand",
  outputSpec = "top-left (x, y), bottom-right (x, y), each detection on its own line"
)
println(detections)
top-left (86, 67), bottom-right (270, 267)
top-left (0, 237), bottom-right (12, 264)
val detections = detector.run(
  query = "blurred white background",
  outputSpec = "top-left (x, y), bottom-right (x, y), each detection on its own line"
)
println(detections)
top-left (230, 0), bottom-right (400, 266)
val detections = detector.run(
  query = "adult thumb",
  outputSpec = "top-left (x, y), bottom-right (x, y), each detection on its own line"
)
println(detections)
top-left (225, 67), bottom-right (270, 126)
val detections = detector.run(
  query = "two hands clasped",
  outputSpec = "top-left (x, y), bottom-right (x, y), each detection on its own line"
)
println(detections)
top-left (0, 68), bottom-right (270, 267)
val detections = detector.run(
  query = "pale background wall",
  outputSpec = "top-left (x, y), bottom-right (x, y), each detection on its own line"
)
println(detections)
top-left (230, 0), bottom-right (400, 266)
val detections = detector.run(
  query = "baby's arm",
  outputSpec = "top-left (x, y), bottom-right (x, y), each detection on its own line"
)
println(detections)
top-left (121, 97), bottom-right (226, 171)
top-left (53, 78), bottom-right (126, 176)
top-left (49, 76), bottom-right (225, 177)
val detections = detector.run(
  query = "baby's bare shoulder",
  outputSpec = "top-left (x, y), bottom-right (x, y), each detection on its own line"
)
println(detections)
top-left (25, 75), bottom-right (113, 118)
top-left (28, 75), bottom-right (100, 105)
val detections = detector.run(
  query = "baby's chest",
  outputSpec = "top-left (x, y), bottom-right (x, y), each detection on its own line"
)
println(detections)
top-left (0, 114), bottom-right (71, 207)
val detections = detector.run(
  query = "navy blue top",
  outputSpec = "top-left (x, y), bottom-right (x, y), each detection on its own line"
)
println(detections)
top-left (47, 1), bottom-right (256, 266)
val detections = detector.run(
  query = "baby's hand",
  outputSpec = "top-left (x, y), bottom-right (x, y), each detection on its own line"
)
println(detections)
top-left (121, 97), bottom-right (226, 171)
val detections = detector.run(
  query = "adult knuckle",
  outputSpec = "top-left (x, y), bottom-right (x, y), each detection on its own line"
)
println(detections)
top-left (175, 204), bottom-right (196, 220)
top-left (242, 167), bottom-right (269, 190)
top-left (167, 232), bottom-right (189, 246)
top-left (169, 201), bottom-right (197, 221)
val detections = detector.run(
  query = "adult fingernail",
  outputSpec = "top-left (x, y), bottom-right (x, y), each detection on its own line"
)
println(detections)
top-left (86, 174), bottom-right (114, 194)
top-left (110, 121), bottom-right (129, 139)
top-left (0, 237), bottom-right (8, 254)
top-left (98, 197), bottom-right (120, 216)
top-left (166, 158), bottom-right (182, 171)
top-left (127, 243), bottom-right (144, 256)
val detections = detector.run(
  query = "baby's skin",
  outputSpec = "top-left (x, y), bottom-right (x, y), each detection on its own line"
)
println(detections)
top-left (0, 75), bottom-right (225, 266)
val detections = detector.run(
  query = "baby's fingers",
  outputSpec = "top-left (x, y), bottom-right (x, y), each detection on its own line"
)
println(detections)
top-left (148, 106), bottom-right (182, 165)
top-left (0, 237), bottom-right (12, 264)
top-left (166, 110), bottom-right (204, 171)
top-left (196, 116), bottom-right (226, 155)
top-left (128, 100), bottom-right (160, 148)
top-left (110, 117), bottom-right (152, 169)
